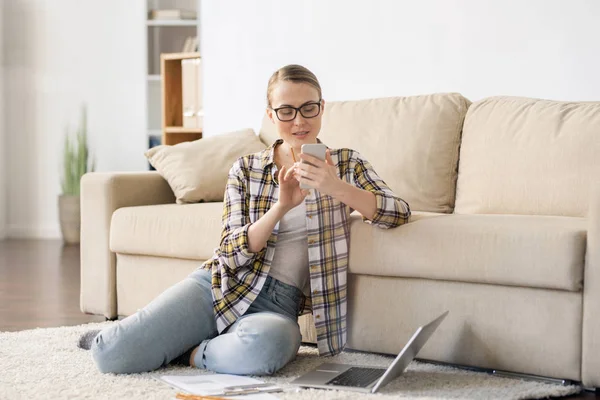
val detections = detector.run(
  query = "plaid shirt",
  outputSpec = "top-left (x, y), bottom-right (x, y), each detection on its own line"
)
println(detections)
top-left (201, 139), bottom-right (410, 356)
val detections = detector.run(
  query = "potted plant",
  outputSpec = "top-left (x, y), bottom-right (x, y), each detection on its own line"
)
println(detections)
top-left (59, 105), bottom-right (95, 245)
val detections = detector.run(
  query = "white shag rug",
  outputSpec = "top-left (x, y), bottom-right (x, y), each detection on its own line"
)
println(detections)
top-left (0, 321), bottom-right (583, 400)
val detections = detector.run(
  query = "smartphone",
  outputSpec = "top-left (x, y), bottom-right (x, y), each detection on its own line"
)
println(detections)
top-left (300, 143), bottom-right (327, 189)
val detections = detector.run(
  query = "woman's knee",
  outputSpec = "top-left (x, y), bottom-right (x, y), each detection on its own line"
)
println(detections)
top-left (235, 313), bottom-right (301, 373)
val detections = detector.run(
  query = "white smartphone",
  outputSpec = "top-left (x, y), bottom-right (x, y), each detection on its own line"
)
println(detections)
top-left (300, 143), bottom-right (327, 189)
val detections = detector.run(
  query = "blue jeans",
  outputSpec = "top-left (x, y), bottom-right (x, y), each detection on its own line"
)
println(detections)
top-left (91, 269), bottom-right (303, 375)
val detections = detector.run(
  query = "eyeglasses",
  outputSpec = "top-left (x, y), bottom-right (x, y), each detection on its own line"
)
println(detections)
top-left (271, 100), bottom-right (322, 122)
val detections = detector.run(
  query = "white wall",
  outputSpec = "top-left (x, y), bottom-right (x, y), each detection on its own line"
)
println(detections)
top-left (5, 0), bottom-right (600, 238)
top-left (4, 1), bottom-right (147, 238)
top-left (200, 0), bottom-right (600, 136)
top-left (0, 1), bottom-right (6, 240)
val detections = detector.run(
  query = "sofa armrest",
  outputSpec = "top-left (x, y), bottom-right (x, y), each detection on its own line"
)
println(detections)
top-left (80, 172), bottom-right (175, 319)
top-left (582, 182), bottom-right (600, 387)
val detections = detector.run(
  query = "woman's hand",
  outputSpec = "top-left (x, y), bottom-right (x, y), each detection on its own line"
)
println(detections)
top-left (248, 165), bottom-right (307, 253)
top-left (295, 149), bottom-right (343, 196)
top-left (276, 165), bottom-right (309, 212)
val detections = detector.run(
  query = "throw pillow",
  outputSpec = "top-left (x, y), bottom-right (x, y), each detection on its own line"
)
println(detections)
top-left (145, 128), bottom-right (267, 204)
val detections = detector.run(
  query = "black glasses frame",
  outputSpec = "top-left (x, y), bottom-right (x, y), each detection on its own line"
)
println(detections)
top-left (272, 100), bottom-right (322, 122)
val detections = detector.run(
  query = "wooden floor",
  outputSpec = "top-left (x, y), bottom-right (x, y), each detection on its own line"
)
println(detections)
top-left (0, 239), bottom-right (105, 331)
top-left (0, 238), bottom-right (597, 399)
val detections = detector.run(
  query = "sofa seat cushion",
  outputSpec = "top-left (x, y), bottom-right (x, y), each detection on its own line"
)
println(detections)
top-left (349, 213), bottom-right (586, 291)
top-left (110, 202), bottom-right (224, 260)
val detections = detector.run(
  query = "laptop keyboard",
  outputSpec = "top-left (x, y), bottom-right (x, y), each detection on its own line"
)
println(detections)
top-left (326, 367), bottom-right (386, 388)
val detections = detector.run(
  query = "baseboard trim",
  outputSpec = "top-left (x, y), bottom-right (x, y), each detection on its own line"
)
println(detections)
top-left (7, 224), bottom-right (61, 239)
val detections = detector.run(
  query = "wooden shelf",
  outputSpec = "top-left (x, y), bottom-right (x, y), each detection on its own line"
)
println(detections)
top-left (163, 132), bottom-right (202, 146)
top-left (162, 52), bottom-right (200, 61)
top-left (147, 20), bottom-right (197, 27)
top-left (164, 127), bottom-right (202, 134)
top-left (161, 52), bottom-right (202, 146)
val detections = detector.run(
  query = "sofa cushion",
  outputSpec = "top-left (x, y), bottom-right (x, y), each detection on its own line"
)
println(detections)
top-left (260, 93), bottom-right (471, 214)
top-left (455, 96), bottom-right (600, 217)
top-left (110, 203), bottom-right (223, 260)
top-left (349, 213), bottom-right (586, 292)
top-left (145, 128), bottom-right (266, 204)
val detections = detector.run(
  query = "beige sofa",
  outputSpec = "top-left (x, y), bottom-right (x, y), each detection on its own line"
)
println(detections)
top-left (80, 93), bottom-right (600, 388)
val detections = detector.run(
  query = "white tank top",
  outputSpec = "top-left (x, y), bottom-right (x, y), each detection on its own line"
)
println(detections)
top-left (269, 200), bottom-right (310, 296)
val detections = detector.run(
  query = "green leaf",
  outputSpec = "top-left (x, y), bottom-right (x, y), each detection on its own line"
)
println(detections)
top-left (60, 103), bottom-right (94, 196)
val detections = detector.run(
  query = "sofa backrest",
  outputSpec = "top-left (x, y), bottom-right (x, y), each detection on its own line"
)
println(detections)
top-left (259, 93), bottom-right (470, 213)
top-left (455, 96), bottom-right (600, 217)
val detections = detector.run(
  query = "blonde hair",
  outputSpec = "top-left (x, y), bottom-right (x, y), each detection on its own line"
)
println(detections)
top-left (266, 64), bottom-right (322, 107)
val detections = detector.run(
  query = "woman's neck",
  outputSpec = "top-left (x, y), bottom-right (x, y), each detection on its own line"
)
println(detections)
top-left (275, 141), bottom-right (301, 170)
top-left (281, 142), bottom-right (300, 161)
top-left (282, 139), bottom-right (319, 159)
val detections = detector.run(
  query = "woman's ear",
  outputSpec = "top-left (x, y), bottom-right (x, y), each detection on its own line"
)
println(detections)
top-left (266, 108), bottom-right (275, 124)
top-left (321, 99), bottom-right (326, 114)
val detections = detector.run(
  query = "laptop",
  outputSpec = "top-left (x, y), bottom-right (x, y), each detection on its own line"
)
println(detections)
top-left (291, 311), bottom-right (449, 394)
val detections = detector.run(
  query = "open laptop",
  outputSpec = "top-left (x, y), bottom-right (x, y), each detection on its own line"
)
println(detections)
top-left (291, 311), bottom-right (449, 394)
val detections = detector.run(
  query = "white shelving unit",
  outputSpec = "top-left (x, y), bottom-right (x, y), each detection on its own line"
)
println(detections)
top-left (145, 0), bottom-right (199, 155)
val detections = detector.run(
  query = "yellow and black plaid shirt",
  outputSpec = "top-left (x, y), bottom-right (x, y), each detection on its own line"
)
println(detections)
top-left (201, 139), bottom-right (410, 356)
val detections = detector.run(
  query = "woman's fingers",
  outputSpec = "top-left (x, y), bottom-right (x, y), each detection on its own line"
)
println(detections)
top-left (296, 162), bottom-right (318, 178)
top-left (284, 164), bottom-right (295, 181)
top-left (325, 149), bottom-right (335, 166)
top-left (279, 165), bottom-right (286, 181)
top-left (296, 167), bottom-right (317, 180)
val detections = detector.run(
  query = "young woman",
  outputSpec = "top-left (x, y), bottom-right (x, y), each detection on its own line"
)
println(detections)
top-left (79, 64), bottom-right (410, 376)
